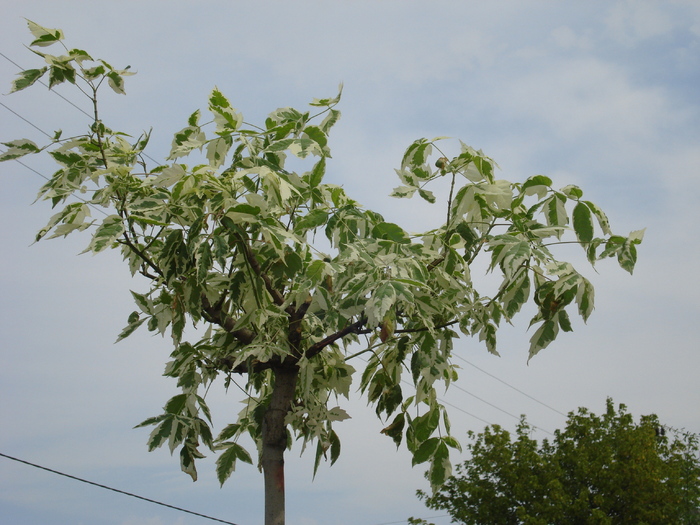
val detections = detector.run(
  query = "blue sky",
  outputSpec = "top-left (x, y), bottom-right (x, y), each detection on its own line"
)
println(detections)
top-left (1, 2), bottom-right (699, 524)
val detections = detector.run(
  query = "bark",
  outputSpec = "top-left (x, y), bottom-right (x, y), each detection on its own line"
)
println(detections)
top-left (262, 365), bottom-right (298, 525)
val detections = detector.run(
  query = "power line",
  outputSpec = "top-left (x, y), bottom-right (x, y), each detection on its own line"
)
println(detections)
top-left (448, 382), bottom-right (552, 435)
top-left (0, 452), bottom-right (242, 525)
top-left (370, 515), bottom-right (449, 525)
top-left (0, 101), bottom-right (54, 138)
top-left (439, 398), bottom-right (493, 427)
top-left (453, 354), bottom-right (568, 417)
top-left (1, 51), bottom-right (94, 119)
top-left (1, 50), bottom-right (161, 167)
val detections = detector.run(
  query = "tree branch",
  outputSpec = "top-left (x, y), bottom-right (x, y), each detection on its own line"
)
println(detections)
top-left (200, 293), bottom-right (256, 345)
top-left (304, 317), bottom-right (367, 360)
top-left (235, 234), bottom-right (292, 314)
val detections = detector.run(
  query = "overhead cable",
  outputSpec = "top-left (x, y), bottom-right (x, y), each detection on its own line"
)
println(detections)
top-left (453, 354), bottom-right (568, 417)
top-left (0, 452), bottom-right (241, 525)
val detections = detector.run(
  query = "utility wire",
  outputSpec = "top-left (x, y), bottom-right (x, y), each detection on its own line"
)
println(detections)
top-left (0, 101), bottom-right (53, 138)
top-left (1, 153), bottom-right (111, 218)
top-left (0, 452), bottom-right (241, 525)
top-left (450, 382), bottom-right (553, 435)
top-left (1, 51), bottom-right (94, 119)
top-left (1, 50), bottom-right (161, 167)
top-left (453, 354), bottom-right (568, 417)
top-left (371, 515), bottom-right (449, 525)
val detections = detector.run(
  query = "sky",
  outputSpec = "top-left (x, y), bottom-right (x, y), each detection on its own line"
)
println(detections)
top-left (1, 1), bottom-right (699, 524)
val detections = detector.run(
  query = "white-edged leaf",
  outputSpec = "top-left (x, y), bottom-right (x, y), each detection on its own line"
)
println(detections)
top-left (216, 442), bottom-right (253, 486)
top-left (26, 20), bottom-right (64, 47)
top-left (10, 68), bottom-right (48, 93)
top-left (528, 319), bottom-right (559, 361)
top-left (573, 201), bottom-right (594, 243)
top-left (575, 276), bottom-right (595, 321)
top-left (584, 200), bottom-right (612, 235)
top-left (209, 87), bottom-right (243, 131)
top-left (0, 139), bottom-right (41, 161)
top-left (82, 214), bottom-right (124, 253)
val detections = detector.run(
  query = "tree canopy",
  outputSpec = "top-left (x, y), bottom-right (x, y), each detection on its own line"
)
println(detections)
top-left (411, 399), bottom-right (700, 525)
top-left (2, 21), bottom-right (644, 525)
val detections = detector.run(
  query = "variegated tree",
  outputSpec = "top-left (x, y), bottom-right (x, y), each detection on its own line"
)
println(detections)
top-left (2, 22), bottom-right (644, 525)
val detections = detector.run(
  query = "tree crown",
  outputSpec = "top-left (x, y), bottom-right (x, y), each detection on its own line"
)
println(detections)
top-left (2, 21), bottom-right (644, 492)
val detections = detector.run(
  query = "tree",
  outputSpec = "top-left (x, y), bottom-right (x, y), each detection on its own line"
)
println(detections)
top-left (1, 22), bottom-right (645, 525)
top-left (410, 399), bottom-right (700, 525)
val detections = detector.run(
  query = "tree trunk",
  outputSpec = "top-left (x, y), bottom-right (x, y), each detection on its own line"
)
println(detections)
top-left (262, 365), bottom-right (298, 525)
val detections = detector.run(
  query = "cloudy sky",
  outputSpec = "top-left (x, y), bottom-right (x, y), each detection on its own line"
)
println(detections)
top-left (1, 1), bottom-right (699, 524)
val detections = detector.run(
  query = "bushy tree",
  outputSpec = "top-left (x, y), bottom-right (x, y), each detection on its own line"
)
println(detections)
top-left (411, 399), bottom-right (700, 525)
top-left (2, 22), bottom-right (645, 525)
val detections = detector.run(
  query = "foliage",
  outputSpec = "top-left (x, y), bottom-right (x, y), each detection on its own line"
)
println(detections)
top-left (410, 399), bottom-right (700, 525)
top-left (3, 20), bottom-right (644, 503)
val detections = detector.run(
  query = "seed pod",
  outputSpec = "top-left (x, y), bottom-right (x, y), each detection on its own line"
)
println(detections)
top-left (435, 157), bottom-right (449, 170)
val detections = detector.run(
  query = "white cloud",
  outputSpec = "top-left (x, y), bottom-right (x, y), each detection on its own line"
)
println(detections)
top-left (605, 0), bottom-right (675, 45)
top-left (495, 57), bottom-right (674, 144)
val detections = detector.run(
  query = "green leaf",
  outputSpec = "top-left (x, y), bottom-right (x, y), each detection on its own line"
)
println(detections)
top-left (216, 423), bottom-right (242, 442)
top-left (372, 222), bottom-right (409, 243)
top-left (441, 435), bottom-right (462, 452)
top-left (390, 185), bottom-right (418, 199)
top-left (145, 417), bottom-right (174, 451)
top-left (106, 71), bottom-right (126, 94)
top-left (187, 109), bottom-right (201, 127)
top-left (306, 259), bottom-right (328, 284)
top-left (133, 414), bottom-right (166, 429)
top-left (502, 270), bottom-right (531, 318)
top-left (560, 184), bottom-right (583, 199)
top-left (0, 139), bottom-right (41, 161)
top-left (544, 193), bottom-right (568, 230)
top-left (303, 125), bottom-right (328, 149)
top-left (428, 441), bottom-right (451, 490)
top-left (479, 322), bottom-right (498, 356)
top-left (573, 201), bottom-right (594, 243)
top-left (216, 442), bottom-right (252, 486)
top-left (26, 20), bottom-right (64, 47)
top-left (381, 412), bottom-right (405, 447)
top-left (575, 276), bottom-right (595, 321)
top-left (295, 209), bottom-right (329, 232)
top-left (412, 437), bottom-right (440, 466)
top-left (82, 215), bottom-right (125, 254)
top-left (308, 157), bottom-right (326, 188)
top-left (115, 312), bottom-right (145, 342)
top-left (10, 68), bottom-right (48, 93)
top-left (528, 319), bottom-right (559, 361)
top-left (367, 282), bottom-right (397, 327)
top-left (413, 407), bottom-right (440, 443)
top-left (225, 204), bottom-right (261, 224)
top-left (165, 394), bottom-right (188, 414)
top-left (329, 429), bottom-right (341, 465)
top-left (418, 188), bottom-right (436, 203)
top-left (206, 136), bottom-right (232, 168)
top-left (558, 309), bottom-right (573, 332)
top-left (309, 84), bottom-right (342, 107)
top-left (209, 87), bottom-right (243, 131)
top-left (319, 108), bottom-right (341, 134)
top-left (522, 175), bottom-right (552, 198)
top-left (584, 200), bottom-right (612, 235)
top-left (620, 245), bottom-right (639, 275)
top-left (196, 242), bottom-right (213, 283)
top-left (180, 444), bottom-right (199, 482)
top-left (401, 139), bottom-right (432, 169)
